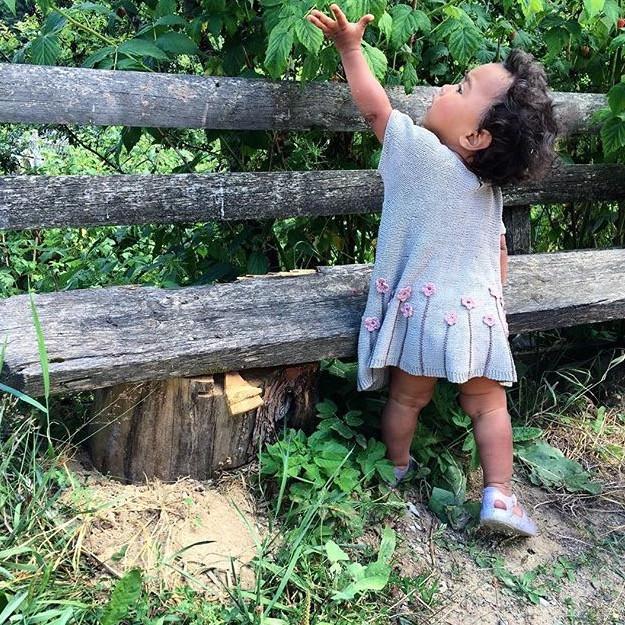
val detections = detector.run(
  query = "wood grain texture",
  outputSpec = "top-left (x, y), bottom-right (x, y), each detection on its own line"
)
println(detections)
top-left (504, 205), bottom-right (531, 255)
top-left (0, 63), bottom-right (605, 135)
top-left (3, 164), bottom-right (624, 231)
top-left (87, 363), bottom-right (318, 482)
top-left (1, 249), bottom-right (624, 396)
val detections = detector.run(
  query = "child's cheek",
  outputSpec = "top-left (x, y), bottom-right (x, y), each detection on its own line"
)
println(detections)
top-left (424, 99), bottom-right (450, 135)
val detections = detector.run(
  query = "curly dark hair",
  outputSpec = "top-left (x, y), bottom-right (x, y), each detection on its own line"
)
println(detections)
top-left (468, 49), bottom-right (558, 187)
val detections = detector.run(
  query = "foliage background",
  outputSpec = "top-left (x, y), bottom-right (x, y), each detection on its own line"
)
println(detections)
top-left (1, 0), bottom-right (625, 300)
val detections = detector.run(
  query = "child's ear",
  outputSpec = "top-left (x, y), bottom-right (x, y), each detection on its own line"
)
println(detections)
top-left (459, 128), bottom-right (492, 153)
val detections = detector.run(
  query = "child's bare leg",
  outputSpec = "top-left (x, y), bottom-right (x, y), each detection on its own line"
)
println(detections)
top-left (381, 366), bottom-right (437, 467)
top-left (458, 376), bottom-right (524, 516)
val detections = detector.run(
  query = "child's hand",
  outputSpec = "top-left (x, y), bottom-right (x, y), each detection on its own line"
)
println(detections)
top-left (308, 4), bottom-right (374, 55)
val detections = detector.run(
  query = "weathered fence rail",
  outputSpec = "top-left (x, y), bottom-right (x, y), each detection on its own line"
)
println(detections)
top-left (0, 63), bottom-right (607, 134)
top-left (1, 164), bottom-right (625, 231)
top-left (1, 248), bottom-right (624, 397)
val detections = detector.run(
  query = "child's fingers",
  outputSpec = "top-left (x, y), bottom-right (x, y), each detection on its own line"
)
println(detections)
top-left (307, 13), bottom-right (330, 34)
top-left (309, 8), bottom-right (336, 30)
top-left (330, 4), bottom-right (349, 28)
top-left (357, 14), bottom-right (375, 31)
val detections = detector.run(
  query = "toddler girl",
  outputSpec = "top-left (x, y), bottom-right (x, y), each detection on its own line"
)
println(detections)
top-left (308, 4), bottom-right (557, 537)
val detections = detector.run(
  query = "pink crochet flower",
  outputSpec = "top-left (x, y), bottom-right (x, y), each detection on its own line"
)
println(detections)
top-left (421, 282), bottom-right (437, 297)
top-left (444, 311), bottom-right (458, 326)
top-left (375, 278), bottom-right (390, 294)
top-left (396, 286), bottom-right (412, 302)
top-left (400, 302), bottom-right (414, 318)
top-left (482, 314), bottom-right (496, 327)
top-left (461, 296), bottom-right (477, 310)
top-left (364, 316), bottom-right (381, 331)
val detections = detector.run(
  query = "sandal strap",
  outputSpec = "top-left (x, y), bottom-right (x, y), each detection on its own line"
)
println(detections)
top-left (483, 486), bottom-right (520, 513)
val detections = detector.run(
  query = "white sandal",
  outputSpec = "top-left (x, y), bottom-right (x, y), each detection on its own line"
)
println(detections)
top-left (479, 486), bottom-right (538, 537)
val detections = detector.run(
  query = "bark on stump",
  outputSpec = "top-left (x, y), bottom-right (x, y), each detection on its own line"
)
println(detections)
top-left (86, 363), bottom-right (319, 484)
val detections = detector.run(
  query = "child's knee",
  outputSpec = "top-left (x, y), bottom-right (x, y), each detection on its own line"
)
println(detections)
top-left (390, 387), bottom-right (433, 412)
top-left (458, 377), bottom-right (507, 419)
top-left (388, 367), bottom-right (436, 411)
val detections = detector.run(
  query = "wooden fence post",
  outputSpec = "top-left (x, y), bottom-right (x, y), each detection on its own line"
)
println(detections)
top-left (504, 205), bottom-right (531, 255)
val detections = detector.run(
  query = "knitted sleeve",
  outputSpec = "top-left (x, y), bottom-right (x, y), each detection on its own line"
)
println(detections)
top-left (500, 219), bottom-right (506, 235)
top-left (377, 109), bottom-right (447, 181)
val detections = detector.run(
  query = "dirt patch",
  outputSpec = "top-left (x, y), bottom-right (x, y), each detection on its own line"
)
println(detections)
top-left (58, 449), bottom-right (262, 597)
top-left (55, 448), bottom-right (624, 622)
top-left (387, 474), bottom-right (625, 625)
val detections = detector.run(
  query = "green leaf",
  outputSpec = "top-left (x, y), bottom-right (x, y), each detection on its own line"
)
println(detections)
top-left (121, 126), bottom-right (142, 153)
top-left (413, 9), bottom-right (431, 33)
top-left (328, 418), bottom-right (354, 439)
top-left (389, 4), bottom-right (420, 49)
top-left (316, 398), bottom-right (337, 417)
top-left (447, 26), bottom-right (482, 64)
top-left (544, 27), bottom-right (569, 57)
top-left (361, 41), bottom-right (387, 81)
top-left (2, 0), bottom-right (16, 14)
top-left (30, 34), bottom-right (61, 65)
top-left (344, 410), bottom-right (363, 426)
top-left (375, 461), bottom-right (396, 484)
top-left (246, 251), bottom-right (269, 275)
top-left (317, 439), bottom-right (349, 459)
top-left (35, 0), bottom-right (53, 15)
top-left (377, 526), bottom-right (396, 565)
top-left (42, 11), bottom-right (66, 33)
top-left (428, 486), bottom-right (457, 523)
top-left (0, 382), bottom-right (48, 413)
top-left (118, 38), bottom-right (170, 59)
top-left (369, 0), bottom-right (387, 20)
top-left (82, 46), bottom-right (115, 68)
top-left (601, 116), bottom-right (625, 153)
top-left (155, 31), bottom-right (199, 55)
top-left (265, 21), bottom-right (294, 78)
top-left (402, 62), bottom-right (417, 93)
top-left (584, 0), bottom-right (605, 17)
top-left (333, 573), bottom-right (389, 600)
top-left (334, 467), bottom-right (360, 492)
top-left (517, 0), bottom-right (544, 20)
top-left (511, 426), bottom-right (543, 442)
top-left (325, 540), bottom-right (350, 563)
top-left (154, 15), bottom-right (187, 26)
top-left (101, 569), bottom-right (143, 625)
top-left (294, 18), bottom-right (323, 54)
top-left (515, 440), bottom-right (602, 494)
top-left (74, 2), bottom-right (114, 15)
top-left (608, 82), bottom-right (625, 115)
top-left (610, 33), bottom-right (625, 50)
top-left (377, 11), bottom-right (392, 40)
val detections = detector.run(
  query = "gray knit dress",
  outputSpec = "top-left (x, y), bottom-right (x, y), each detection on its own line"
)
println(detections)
top-left (356, 109), bottom-right (517, 392)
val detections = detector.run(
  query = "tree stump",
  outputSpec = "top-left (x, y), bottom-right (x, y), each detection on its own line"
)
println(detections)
top-left (86, 363), bottom-right (319, 484)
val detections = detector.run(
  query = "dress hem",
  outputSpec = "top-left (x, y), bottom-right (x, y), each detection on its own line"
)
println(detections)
top-left (365, 357), bottom-right (516, 387)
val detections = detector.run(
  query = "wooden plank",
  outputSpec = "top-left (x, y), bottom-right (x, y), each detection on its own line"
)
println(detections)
top-left (3, 164), bottom-right (625, 231)
top-left (1, 248), bottom-right (624, 396)
top-left (0, 63), bottom-right (605, 135)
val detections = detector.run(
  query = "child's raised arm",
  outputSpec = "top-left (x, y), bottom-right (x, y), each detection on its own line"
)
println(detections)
top-left (308, 4), bottom-right (392, 143)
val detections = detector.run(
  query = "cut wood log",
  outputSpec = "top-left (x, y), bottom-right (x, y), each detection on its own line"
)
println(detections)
top-left (2, 249), bottom-right (625, 397)
top-left (224, 371), bottom-right (263, 415)
top-left (227, 395), bottom-right (264, 415)
top-left (87, 363), bottom-right (318, 483)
